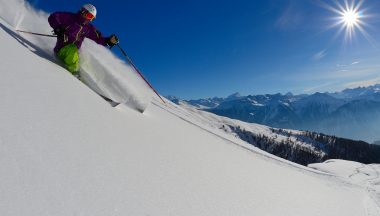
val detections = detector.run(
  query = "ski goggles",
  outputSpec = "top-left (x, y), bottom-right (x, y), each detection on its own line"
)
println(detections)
top-left (81, 9), bottom-right (95, 20)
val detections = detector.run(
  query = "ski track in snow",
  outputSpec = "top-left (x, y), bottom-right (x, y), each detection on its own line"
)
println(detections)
top-left (365, 165), bottom-right (380, 215)
top-left (354, 164), bottom-right (380, 215)
top-left (348, 163), bottom-right (380, 209)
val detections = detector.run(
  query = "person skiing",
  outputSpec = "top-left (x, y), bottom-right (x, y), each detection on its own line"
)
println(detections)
top-left (48, 4), bottom-right (119, 78)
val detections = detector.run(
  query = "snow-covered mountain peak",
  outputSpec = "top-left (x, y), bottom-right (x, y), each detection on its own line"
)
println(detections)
top-left (226, 92), bottom-right (242, 100)
top-left (330, 83), bottom-right (380, 99)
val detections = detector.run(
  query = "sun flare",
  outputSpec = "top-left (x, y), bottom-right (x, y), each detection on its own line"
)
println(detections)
top-left (321, 0), bottom-right (373, 43)
top-left (342, 9), bottom-right (360, 28)
top-left (335, 2), bottom-right (364, 41)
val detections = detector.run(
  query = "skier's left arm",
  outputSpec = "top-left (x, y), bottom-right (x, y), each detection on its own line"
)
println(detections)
top-left (86, 25), bottom-right (119, 47)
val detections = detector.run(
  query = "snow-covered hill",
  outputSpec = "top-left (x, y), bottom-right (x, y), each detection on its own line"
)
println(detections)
top-left (0, 1), bottom-right (380, 215)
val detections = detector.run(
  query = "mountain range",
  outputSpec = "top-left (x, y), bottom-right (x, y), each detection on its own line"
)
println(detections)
top-left (169, 84), bottom-right (380, 143)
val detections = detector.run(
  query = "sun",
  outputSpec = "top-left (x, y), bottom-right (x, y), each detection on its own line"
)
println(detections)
top-left (342, 9), bottom-right (360, 28)
top-left (334, 1), bottom-right (365, 41)
top-left (321, 0), bottom-right (372, 43)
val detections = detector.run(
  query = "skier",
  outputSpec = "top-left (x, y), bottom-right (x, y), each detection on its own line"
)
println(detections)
top-left (48, 4), bottom-right (119, 78)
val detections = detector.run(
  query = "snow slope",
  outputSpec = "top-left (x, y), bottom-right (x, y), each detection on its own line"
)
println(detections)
top-left (0, 3), bottom-right (380, 216)
top-left (310, 160), bottom-right (380, 216)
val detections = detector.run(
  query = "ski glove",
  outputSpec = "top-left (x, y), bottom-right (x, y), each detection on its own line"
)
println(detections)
top-left (106, 34), bottom-right (119, 47)
top-left (53, 27), bottom-right (65, 39)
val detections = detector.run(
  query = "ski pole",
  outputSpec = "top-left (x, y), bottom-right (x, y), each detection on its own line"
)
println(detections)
top-left (16, 29), bottom-right (57, 38)
top-left (115, 44), bottom-right (166, 104)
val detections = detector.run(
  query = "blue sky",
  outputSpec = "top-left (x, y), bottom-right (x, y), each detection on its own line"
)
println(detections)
top-left (29, 0), bottom-right (380, 99)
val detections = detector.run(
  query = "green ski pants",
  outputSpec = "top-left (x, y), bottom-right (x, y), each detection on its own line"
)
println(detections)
top-left (57, 44), bottom-right (79, 75)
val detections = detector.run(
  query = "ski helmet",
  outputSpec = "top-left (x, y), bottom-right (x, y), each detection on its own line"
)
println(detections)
top-left (81, 4), bottom-right (97, 20)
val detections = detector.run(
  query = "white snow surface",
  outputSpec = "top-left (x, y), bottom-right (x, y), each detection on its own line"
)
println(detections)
top-left (309, 160), bottom-right (380, 215)
top-left (0, 2), bottom-right (380, 216)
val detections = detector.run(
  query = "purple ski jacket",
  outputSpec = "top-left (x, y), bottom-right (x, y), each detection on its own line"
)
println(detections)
top-left (48, 12), bottom-right (108, 53)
